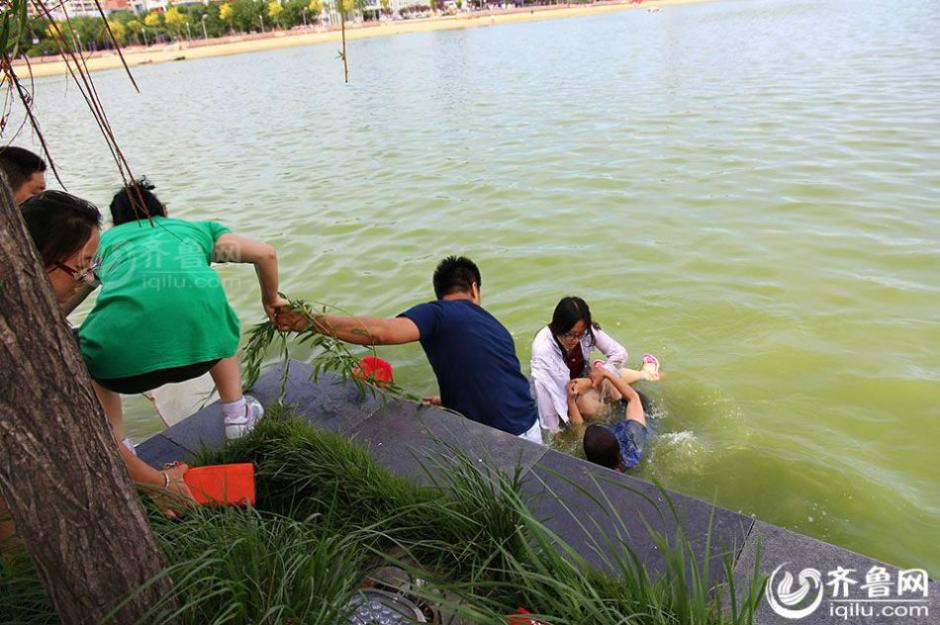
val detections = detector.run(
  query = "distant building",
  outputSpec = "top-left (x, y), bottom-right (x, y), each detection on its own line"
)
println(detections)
top-left (31, 0), bottom-right (144, 18)
top-left (143, 0), bottom-right (170, 12)
top-left (355, 0), bottom-right (432, 20)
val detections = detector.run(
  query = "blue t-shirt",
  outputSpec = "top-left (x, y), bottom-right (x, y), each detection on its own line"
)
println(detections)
top-left (400, 299), bottom-right (538, 436)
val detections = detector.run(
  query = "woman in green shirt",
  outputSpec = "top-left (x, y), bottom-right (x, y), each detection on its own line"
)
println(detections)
top-left (79, 180), bottom-right (287, 445)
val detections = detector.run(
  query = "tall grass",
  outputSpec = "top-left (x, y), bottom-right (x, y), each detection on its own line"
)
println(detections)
top-left (199, 411), bottom-right (529, 580)
top-left (0, 411), bottom-right (764, 625)
top-left (114, 507), bottom-right (365, 625)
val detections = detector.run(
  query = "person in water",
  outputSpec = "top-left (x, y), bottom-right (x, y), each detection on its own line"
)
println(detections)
top-left (581, 370), bottom-right (650, 472)
top-left (274, 256), bottom-right (543, 443)
top-left (530, 296), bottom-right (660, 432)
top-left (79, 179), bottom-right (287, 446)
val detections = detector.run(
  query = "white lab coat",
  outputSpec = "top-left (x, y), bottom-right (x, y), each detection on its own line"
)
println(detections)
top-left (529, 325), bottom-right (627, 432)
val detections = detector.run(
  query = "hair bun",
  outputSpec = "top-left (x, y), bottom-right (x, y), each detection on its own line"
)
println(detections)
top-left (135, 176), bottom-right (156, 191)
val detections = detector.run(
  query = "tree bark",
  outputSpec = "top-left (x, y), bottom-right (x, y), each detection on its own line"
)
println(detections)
top-left (0, 176), bottom-right (176, 625)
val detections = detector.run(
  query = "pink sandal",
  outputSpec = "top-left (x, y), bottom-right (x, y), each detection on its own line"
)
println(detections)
top-left (641, 353), bottom-right (660, 379)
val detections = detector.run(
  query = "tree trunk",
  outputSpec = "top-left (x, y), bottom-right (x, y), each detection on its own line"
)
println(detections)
top-left (0, 177), bottom-right (176, 624)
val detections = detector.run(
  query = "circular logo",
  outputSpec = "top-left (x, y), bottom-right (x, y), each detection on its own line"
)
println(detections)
top-left (765, 563), bottom-right (824, 620)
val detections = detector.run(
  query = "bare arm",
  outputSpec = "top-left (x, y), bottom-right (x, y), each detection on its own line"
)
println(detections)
top-left (212, 233), bottom-right (286, 321)
top-left (566, 380), bottom-right (586, 426)
top-left (118, 444), bottom-right (186, 491)
top-left (118, 445), bottom-right (195, 514)
top-left (600, 369), bottom-right (645, 426)
top-left (278, 311), bottom-right (421, 346)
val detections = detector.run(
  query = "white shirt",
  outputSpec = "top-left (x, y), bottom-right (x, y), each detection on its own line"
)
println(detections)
top-left (529, 325), bottom-right (627, 432)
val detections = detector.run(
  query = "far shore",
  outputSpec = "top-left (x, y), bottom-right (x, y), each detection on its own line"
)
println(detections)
top-left (17, 0), bottom-right (714, 78)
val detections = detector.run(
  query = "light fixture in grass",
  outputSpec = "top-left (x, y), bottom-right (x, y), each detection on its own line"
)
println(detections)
top-left (240, 295), bottom-right (419, 404)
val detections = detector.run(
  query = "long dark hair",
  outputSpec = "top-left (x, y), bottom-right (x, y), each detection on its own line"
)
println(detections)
top-left (549, 296), bottom-right (599, 346)
top-left (21, 191), bottom-right (101, 268)
top-left (110, 178), bottom-right (166, 226)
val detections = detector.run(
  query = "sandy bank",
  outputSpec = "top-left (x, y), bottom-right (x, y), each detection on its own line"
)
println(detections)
top-left (18, 0), bottom-right (713, 78)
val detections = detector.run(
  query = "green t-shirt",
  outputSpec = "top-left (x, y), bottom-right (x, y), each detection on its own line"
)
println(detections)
top-left (80, 216), bottom-right (241, 380)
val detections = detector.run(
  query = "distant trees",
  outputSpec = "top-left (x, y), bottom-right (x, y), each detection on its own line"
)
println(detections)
top-left (164, 6), bottom-right (186, 38)
top-left (267, 0), bottom-right (283, 27)
top-left (21, 0), bottom-right (330, 57)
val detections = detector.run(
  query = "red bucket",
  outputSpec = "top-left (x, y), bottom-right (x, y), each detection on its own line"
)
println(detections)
top-left (353, 356), bottom-right (394, 388)
top-left (183, 463), bottom-right (255, 507)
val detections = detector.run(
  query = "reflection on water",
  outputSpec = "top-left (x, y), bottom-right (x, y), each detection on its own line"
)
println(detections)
top-left (23, 0), bottom-right (940, 574)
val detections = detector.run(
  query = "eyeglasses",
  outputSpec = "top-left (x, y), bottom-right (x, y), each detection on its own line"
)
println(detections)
top-left (53, 257), bottom-right (101, 284)
top-left (560, 329), bottom-right (588, 341)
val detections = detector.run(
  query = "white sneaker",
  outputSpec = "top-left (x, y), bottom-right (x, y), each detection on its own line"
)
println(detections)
top-left (224, 395), bottom-right (264, 440)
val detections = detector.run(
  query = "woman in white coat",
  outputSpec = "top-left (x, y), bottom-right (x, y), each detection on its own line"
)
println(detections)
top-left (530, 296), bottom-right (659, 433)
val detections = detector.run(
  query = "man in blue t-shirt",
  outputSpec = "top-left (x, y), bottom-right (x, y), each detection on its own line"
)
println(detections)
top-left (275, 256), bottom-right (542, 443)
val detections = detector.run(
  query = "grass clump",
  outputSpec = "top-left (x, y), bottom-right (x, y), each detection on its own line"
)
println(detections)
top-left (199, 410), bottom-right (530, 580)
top-left (123, 507), bottom-right (365, 625)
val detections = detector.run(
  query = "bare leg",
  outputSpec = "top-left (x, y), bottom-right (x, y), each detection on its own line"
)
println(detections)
top-left (93, 381), bottom-right (125, 440)
top-left (619, 368), bottom-right (650, 385)
top-left (209, 356), bottom-right (243, 403)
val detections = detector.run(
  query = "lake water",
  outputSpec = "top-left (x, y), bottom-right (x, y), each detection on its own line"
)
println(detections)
top-left (24, 0), bottom-right (939, 575)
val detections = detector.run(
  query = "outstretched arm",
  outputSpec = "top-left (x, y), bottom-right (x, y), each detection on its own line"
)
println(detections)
top-left (600, 369), bottom-right (646, 426)
top-left (118, 444), bottom-right (195, 516)
top-left (277, 311), bottom-right (420, 346)
top-left (212, 233), bottom-right (287, 322)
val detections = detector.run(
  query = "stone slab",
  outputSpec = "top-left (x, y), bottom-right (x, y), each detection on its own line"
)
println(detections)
top-left (346, 400), bottom-right (550, 487)
top-left (160, 402), bottom-right (226, 456)
top-left (135, 434), bottom-right (194, 467)
top-left (249, 361), bottom-right (384, 434)
top-left (734, 520), bottom-right (936, 625)
top-left (521, 449), bottom-right (753, 580)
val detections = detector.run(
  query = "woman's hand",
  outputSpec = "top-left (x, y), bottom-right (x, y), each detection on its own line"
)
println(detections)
top-left (567, 378), bottom-right (592, 399)
top-left (274, 308), bottom-right (312, 332)
top-left (263, 295), bottom-right (290, 324)
top-left (153, 463), bottom-right (196, 518)
top-left (588, 366), bottom-right (609, 388)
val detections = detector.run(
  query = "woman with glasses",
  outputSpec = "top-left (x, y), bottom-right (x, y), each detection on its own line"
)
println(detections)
top-left (530, 296), bottom-right (660, 433)
top-left (21, 190), bottom-right (102, 314)
top-left (9, 191), bottom-right (195, 537)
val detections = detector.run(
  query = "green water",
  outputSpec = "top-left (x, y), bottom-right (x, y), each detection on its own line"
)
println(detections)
top-left (26, 0), bottom-right (938, 574)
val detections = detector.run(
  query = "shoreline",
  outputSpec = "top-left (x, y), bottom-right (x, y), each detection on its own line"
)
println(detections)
top-left (19, 0), bottom-right (713, 78)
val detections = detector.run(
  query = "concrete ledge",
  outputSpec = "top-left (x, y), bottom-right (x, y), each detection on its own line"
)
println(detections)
top-left (140, 360), bottom-right (935, 624)
top-left (136, 433), bottom-right (194, 467)
top-left (346, 398), bottom-right (549, 486)
top-left (521, 448), bottom-right (753, 580)
top-left (734, 520), bottom-right (937, 625)
top-left (249, 361), bottom-right (384, 434)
